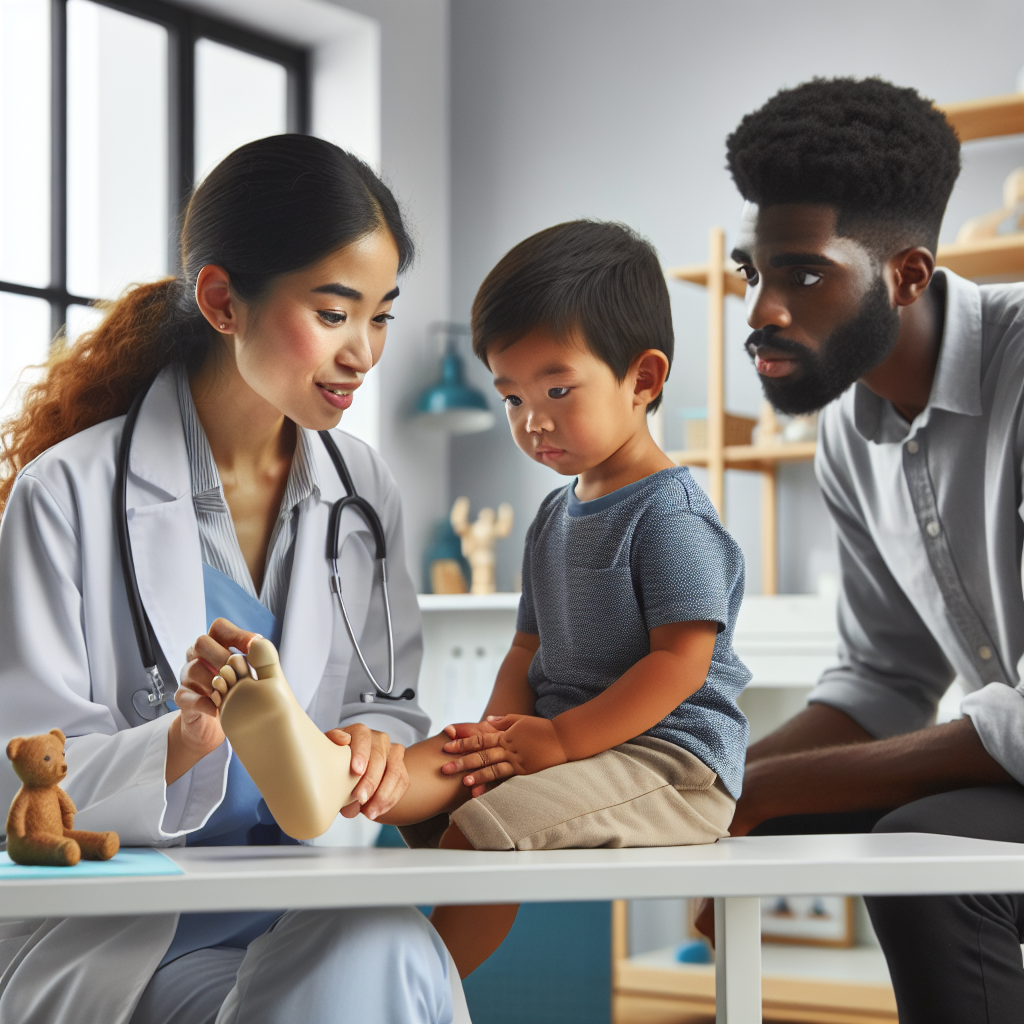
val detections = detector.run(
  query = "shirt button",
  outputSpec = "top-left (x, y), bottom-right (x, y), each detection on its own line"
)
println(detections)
top-left (979, 646), bottom-right (993, 661)
top-left (906, 439), bottom-right (920, 454)
top-left (925, 520), bottom-right (940, 537)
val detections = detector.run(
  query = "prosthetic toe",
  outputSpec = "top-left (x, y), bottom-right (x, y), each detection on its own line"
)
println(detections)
top-left (219, 638), bottom-right (358, 840)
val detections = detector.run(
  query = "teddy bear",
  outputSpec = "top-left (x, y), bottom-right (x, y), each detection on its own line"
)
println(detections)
top-left (5, 728), bottom-right (119, 867)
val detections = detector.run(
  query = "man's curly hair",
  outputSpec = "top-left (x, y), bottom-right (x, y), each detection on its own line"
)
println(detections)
top-left (726, 77), bottom-right (961, 254)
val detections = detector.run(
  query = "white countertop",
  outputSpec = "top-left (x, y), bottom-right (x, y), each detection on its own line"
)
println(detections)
top-left (417, 593), bottom-right (521, 611)
top-left (3, 832), bottom-right (1023, 920)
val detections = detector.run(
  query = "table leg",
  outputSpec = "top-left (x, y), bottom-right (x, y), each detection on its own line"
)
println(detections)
top-left (714, 896), bottom-right (762, 1023)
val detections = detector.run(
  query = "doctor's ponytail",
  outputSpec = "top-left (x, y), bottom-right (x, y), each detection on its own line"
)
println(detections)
top-left (0, 135), bottom-right (413, 513)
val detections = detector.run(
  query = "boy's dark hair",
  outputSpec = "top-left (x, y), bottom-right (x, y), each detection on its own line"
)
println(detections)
top-left (726, 77), bottom-right (961, 254)
top-left (471, 220), bottom-right (673, 412)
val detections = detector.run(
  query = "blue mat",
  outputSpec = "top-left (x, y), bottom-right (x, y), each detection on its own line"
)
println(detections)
top-left (463, 901), bottom-right (612, 1024)
top-left (0, 847), bottom-right (182, 880)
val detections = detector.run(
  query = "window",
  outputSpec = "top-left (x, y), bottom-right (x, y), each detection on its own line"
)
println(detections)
top-left (0, 0), bottom-right (308, 409)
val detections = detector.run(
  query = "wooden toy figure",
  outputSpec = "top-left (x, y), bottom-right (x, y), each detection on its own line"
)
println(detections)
top-left (450, 496), bottom-right (514, 594)
top-left (5, 729), bottom-right (119, 866)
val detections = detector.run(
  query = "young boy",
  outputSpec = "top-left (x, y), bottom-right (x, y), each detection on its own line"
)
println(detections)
top-left (382, 220), bottom-right (752, 974)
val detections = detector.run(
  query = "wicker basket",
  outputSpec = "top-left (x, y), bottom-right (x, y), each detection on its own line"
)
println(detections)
top-left (684, 413), bottom-right (757, 450)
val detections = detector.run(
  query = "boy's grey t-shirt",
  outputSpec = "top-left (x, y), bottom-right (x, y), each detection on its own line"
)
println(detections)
top-left (516, 466), bottom-right (751, 798)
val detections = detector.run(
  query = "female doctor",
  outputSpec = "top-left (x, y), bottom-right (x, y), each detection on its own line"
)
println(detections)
top-left (0, 135), bottom-right (466, 1024)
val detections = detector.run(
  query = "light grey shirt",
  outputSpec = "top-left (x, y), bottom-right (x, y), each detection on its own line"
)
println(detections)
top-left (173, 365), bottom-right (320, 619)
top-left (809, 270), bottom-right (1024, 782)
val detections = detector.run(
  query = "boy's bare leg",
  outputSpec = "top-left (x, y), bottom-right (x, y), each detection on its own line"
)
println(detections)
top-left (429, 823), bottom-right (520, 978)
top-left (379, 742), bottom-right (518, 974)
top-left (377, 734), bottom-right (475, 826)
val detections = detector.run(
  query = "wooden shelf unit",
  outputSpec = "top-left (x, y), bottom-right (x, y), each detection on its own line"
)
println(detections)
top-left (671, 442), bottom-right (818, 473)
top-left (937, 93), bottom-right (1024, 278)
top-left (940, 92), bottom-right (1024, 142)
top-left (614, 957), bottom-right (896, 1024)
top-left (670, 259), bottom-right (747, 298)
top-left (935, 232), bottom-right (1024, 279)
top-left (612, 901), bottom-right (897, 1024)
top-left (666, 226), bottom-right (799, 595)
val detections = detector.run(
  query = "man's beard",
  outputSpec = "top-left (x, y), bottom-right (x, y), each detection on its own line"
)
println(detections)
top-left (745, 277), bottom-right (900, 416)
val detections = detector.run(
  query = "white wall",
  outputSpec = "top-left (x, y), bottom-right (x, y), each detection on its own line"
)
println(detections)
top-left (448, 0), bottom-right (1024, 594)
top-left (327, 0), bottom-right (451, 590)
top-left (179, 0), bottom-right (451, 589)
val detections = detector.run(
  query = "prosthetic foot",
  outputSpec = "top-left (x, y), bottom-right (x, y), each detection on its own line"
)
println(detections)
top-left (217, 638), bottom-right (359, 840)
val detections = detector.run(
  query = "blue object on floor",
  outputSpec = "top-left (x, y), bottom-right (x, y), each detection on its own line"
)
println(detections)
top-left (675, 938), bottom-right (713, 963)
top-left (0, 847), bottom-right (182, 880)
top-left (463, 901), bottom-right (611, 1024)
top-left (373, 826), bottom-right (611, 1023)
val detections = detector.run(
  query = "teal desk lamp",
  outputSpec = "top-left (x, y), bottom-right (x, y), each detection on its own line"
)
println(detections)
top-left (415, 325), bottom-right (495, 435)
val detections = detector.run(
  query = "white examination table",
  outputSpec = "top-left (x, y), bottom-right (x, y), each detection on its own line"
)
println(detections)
top-left (3, 831), bottom-right (1024, 1023)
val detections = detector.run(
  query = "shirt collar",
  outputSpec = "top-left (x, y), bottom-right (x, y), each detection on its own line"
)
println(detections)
top-left (174, 363), bottom-right (322, 510)
top-left (852, 269), bottom-right (984, 444)
top-left (174, 364), bottom-right (221, 499)
top-left (282, 425), bottom-right (321, 512)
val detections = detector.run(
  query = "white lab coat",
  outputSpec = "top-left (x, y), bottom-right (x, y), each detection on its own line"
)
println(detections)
top-left (0, 366), bottom-right (430, 1023)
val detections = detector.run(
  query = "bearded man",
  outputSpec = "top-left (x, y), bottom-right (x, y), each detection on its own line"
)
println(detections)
top-left (705, 77), bottom-right (1024, 1023)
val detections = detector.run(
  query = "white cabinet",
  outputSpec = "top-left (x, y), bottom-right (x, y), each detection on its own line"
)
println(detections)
top-left (415, 593), bottom-right (520, 733)
top-left (415, 591), bottom-right (840, 738)
top-left (733, 593), bottom-right (838, 689)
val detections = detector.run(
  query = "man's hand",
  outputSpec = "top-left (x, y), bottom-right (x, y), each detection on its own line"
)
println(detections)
top-left (694, 898), bottom-right (716, 946)
top-left (327, 724), bottom-right (409, 821)
top-left (728, 759), bottom-right (779, 837)
top-left (440, 714), bottom-right (569, 792)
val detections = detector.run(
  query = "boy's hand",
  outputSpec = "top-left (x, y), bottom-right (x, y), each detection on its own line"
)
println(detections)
top-left (441, 719), bottom-right (507, 795)
top-left (495, 714), bottom-right (569, 775)
top-left (442, 719), bottom-right (502, 747)
top-left (442, 714), bottom-right (569, 791)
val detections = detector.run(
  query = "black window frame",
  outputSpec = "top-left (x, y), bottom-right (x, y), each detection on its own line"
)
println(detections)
top-left (0, 0), bottom-right (310, 339)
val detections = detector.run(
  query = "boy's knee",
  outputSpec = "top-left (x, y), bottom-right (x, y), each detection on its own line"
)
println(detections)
top-left (439, 823), bottom-right (474, 850)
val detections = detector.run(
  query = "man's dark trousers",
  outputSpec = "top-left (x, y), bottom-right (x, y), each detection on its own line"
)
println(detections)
top-left (751, 786), bottom-right (1024, 1023)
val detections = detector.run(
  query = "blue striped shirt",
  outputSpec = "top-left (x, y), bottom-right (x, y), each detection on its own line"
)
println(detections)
top-left (517, 467), bottom-right (751, 798)
top-left (173, 365), bottom-right (320, 618)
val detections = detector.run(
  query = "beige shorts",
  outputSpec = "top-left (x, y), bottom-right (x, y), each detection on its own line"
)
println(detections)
top-left (403, 735), bottom-right (734, 852)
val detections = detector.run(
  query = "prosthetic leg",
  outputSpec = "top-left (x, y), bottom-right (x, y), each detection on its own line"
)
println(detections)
top-left (217, 638), bottom-right (359, 840)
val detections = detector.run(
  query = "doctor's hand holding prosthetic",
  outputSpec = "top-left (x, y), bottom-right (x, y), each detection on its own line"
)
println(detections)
top-left (167, 618), bottom-right (246, 785)
top-left (175, 617), bottom-right (411, 825)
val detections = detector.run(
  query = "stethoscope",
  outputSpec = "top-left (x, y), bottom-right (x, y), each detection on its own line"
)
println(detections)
top-left (116, 381), bottom-right (414, 719)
